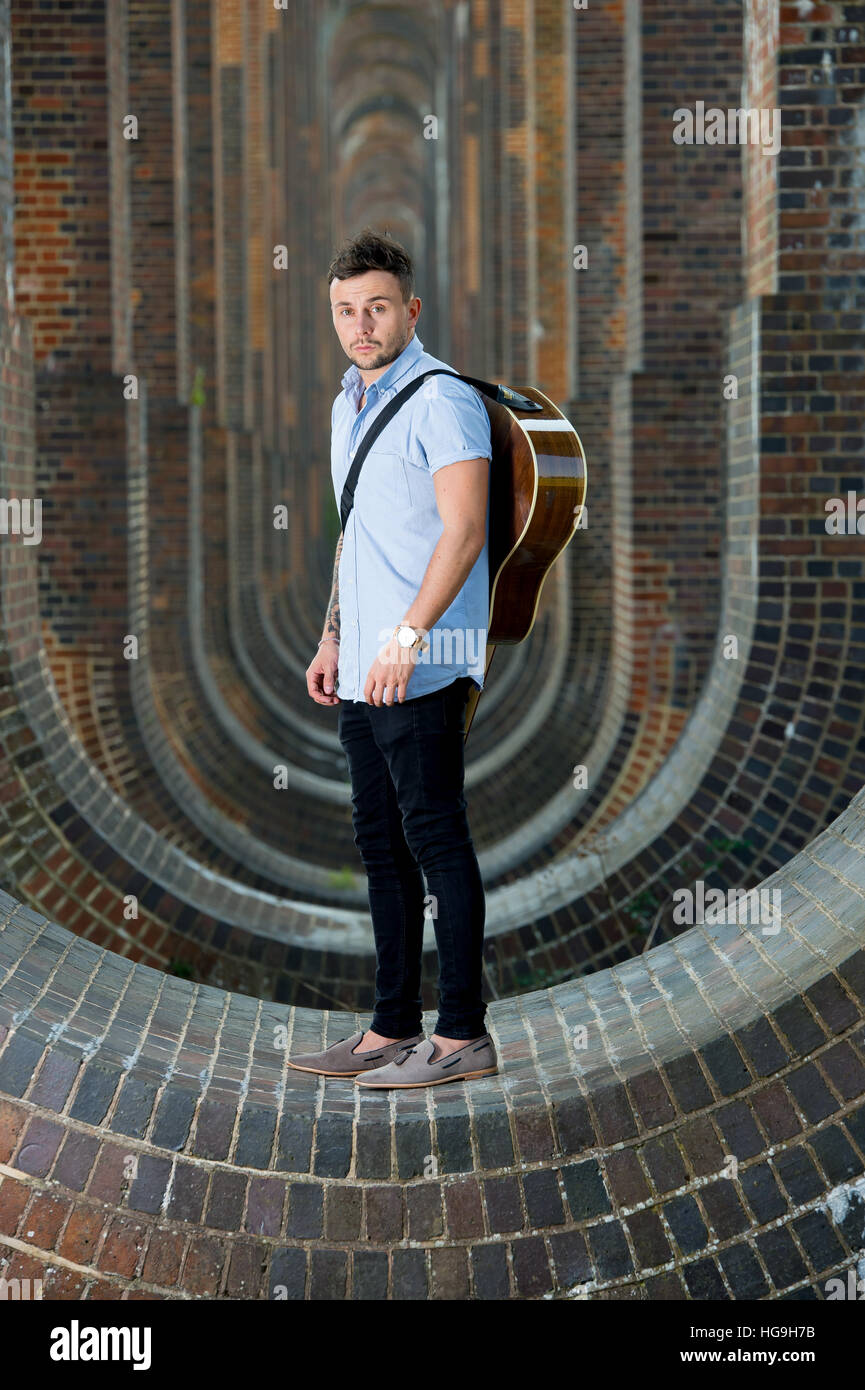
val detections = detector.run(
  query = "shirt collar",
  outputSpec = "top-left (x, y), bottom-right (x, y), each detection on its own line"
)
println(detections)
top-left (341, 333), bottom-right (424, 406)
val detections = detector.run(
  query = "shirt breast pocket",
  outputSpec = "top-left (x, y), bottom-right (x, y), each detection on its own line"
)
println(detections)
top-left (361, 451), bottom-right (412, 511)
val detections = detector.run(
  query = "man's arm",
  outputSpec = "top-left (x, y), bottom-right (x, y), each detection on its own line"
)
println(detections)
top-left (321, 531), bottom-right (343, 643)
top-left (398, 457), bottom-right (488, 633)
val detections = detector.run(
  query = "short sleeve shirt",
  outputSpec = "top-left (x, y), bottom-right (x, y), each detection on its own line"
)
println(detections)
top-left (330, 333), bottom-right (492, 703)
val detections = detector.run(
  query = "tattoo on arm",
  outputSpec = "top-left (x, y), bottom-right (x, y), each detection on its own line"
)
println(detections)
top-left (323, 532), bottom-right (343, 641)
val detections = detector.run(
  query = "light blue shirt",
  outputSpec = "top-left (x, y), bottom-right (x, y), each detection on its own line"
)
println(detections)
top-left (330, 332), bottom-right (492, 703)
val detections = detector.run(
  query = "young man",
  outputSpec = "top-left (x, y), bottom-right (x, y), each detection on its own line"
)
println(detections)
top-left (287, 228), bottom-right (498, 1088)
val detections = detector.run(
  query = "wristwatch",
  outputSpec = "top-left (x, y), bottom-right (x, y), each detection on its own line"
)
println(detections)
top-left (393, 623), bottom-right (429, 653)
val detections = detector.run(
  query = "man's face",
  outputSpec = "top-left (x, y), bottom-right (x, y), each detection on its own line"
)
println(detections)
top-left (329, 270), bottom-right (420, 376)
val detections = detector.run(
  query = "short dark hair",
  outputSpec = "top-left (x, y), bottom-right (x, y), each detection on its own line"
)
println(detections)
top-left (327, 227), bottom-right (415, 303)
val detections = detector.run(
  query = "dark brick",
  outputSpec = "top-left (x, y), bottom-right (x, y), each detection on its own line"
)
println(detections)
top-left (365, 1185), bottom-right (403, 1243)
top-left (663, 1194), bottom-right (709, 1255)
top-left (227, 1241), bottom-right (261, 1299)
top-left (664, 1052), bottom-right (714, 1111)
top-left (756, 1226), bottom-right (809, 1290)
top-left (549, 1229), bottom-right (592, 1288)
top-left (810, 1124), bottom-right (863, 1185)
top-left (444, 1177), bottom-right (484, 1238)
top-left (16, 1117), bottom-right (63, 1177)
top-left (435, 1111), bottom-right (473, 1173)
top-left (391, 1247), bottom-right (427, 1299)
top-left (309, 1248), bottom-right (347, 1300)
top-left (286, 1182), bottom-right (323, 1239)
top-left (819, 1041), bottom-right (865, 1101)
top-left (627, 1209), bottom-right (671, 1269)
top-left (771, 997), bottom-right (826, 1055)
top-left (714, 1100), bottom-right (764, 1160)
top-left (774, 1146), bottom-right (824, 1204)
top-left (205, 1169), bottom-right (247, 1231)
top-left (245, 1176), bottom-right (285, 1237)
top-left (109, 1076), bottom-right (158, 1140)
top-left (276, 1110), bottom-right (313, 1174)
top-left (805, 974), bottom-right (861, 1034)
top-left (683, 1257), bottom-right (729, 1299)
top-left (430, 1246), bottom-right (469, 1299)
top-left (235, 1106), bottom-right (276, 1169)
top-left (734, 1016), bottom-right (789, 1076)
top-left (52, 1130), bottom-right (100, 1191)
top-left (406, 1182), bottom-right (444, 1240)
top-left (475, 1107), bottom-right (515, 1167)
top-left (354, 1118), bottom-right (391, 1179)
top-left (191, 1099), bottom-right (234, 1161)
top-left (699, 1180), bottom-right (750, 1239)
top-left (604, 1149), bottom-right (650, 1207)
top-left (324, 1186), bottom-right (362, 1241)
top-left (166, 1162), bottom-right (208, 1224)
top-left (0, 1033), bottom-right (44, 1099)
top-left (678, 1115), bottom-right (726, 1178)
top-left (699, 1035), bottom-right (751, 1096)
top-left (151, 1087), bottom-right (196, 1152)
top-left (313, 1114), bottom-right (353, 1179)
top-left (586, 1221), bottom-right (633, 1280)
top-left (718, 1242), bottom-right (770, 1299)
top-left (484, 1174), bottom-right (523, 1233)
top-left (352, 1249), bottom-right (389, 1300)
top-left (551, 1094), bottom-right (596, 1155)
top-left (628, 1067), bottom-right (676, 1128)
top-left (837, 951), bottom-right (865, 1005)
top-left (792, 1209), bottom-right (845, 1273)
top-left (523, 1168), bottom-right (565, 1228)
top-left (29, 1048), bottom-right (79, 1111)
top-left (786, 1063), bottom-right (839, 1125)
top-left (740, 1161), bottom-right (787, 1225)
top-left (513, 1105), bottom-right (556, 1163)
top-left (270, 1246), bottom-right (307, 1299)
top-left (128, 1154), bottom-right (172, 1215)
top-left (471, 1241), bottom-right (510, 1299)
top-left (593, 1082), bottom-right (638, 1144)
top-left (512, 1234), bottom-right (554, 1296)
top-left (751, 1081), bottom-right (802, 1141)
top-left (641, 1133), bottom-right (688, 1193)
top-left (69, 1063), bottom-right (122, 1125)
top-left (642, 1270), bottom-right (686, 1299)
top-left (560, 1159), bottom-right (611, 1221)
top-left (394, 1115), bottom-right (431, 1179)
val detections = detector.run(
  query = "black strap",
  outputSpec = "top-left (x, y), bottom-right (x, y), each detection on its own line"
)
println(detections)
top-left (339, 369), bottom-right (541, 533)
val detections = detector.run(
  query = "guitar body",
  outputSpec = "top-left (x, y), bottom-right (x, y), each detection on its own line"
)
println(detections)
top-left (463, 387), bottom-right (587, 740)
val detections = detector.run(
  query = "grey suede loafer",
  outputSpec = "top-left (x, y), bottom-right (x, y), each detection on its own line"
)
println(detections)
top-left (286, 1029), bottom-right (424, 1077)
top-left (354, 1034), bottom-right (498, 1088)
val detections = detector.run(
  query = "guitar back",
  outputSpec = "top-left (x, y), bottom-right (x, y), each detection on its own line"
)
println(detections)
top-left (463, 387), bottom-right (586, 738)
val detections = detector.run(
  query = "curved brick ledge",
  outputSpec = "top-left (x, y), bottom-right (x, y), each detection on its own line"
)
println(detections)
top-left (1, 837), bottom-right (864, 1299)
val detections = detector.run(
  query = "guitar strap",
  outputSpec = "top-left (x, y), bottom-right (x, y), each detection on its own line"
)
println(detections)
top-left (338, 369), bottom-right (541, 533)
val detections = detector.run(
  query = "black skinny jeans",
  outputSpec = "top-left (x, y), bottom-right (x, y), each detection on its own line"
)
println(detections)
top-left (337, 675), bottom-right (487, 1040)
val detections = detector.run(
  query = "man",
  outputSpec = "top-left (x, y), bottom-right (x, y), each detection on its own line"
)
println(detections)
top-left (287, 228), bottom-right (499, 1088)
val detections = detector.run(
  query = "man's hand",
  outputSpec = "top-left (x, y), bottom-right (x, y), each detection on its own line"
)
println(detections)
top-left (307, 639), bottom-right (341, 705)
top-left (364, 635), bottom-right (420, 706)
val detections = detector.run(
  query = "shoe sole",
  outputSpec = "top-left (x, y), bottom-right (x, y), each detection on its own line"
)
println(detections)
top-left (355, 1065), bottom-right (499, 1088)
top-left (286, 1061), bottom-right (366, 1076)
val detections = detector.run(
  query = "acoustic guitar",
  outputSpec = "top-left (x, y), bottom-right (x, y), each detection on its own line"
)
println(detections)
top-left (462, 387), bottom-right (587, 740)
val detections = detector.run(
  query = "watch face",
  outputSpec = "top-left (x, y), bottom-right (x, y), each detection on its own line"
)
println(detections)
top-left (397, 626), bottom-right (414, 647)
